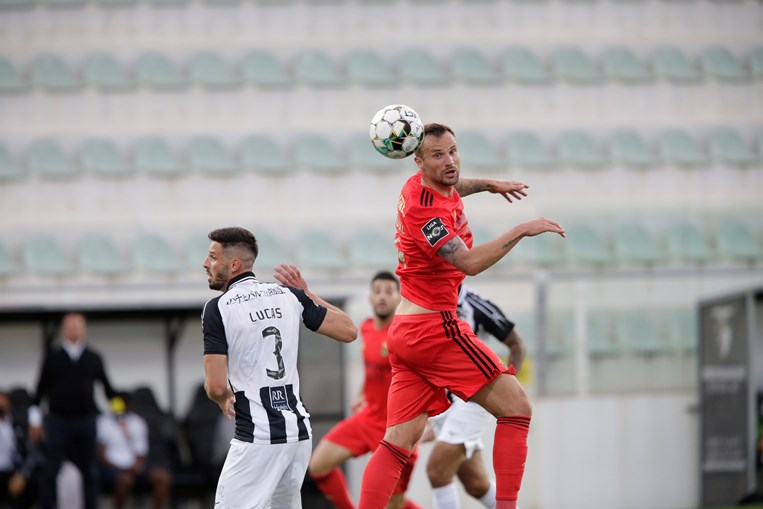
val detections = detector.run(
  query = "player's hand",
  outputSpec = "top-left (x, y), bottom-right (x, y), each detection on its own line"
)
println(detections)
top-left (220, 393), bottom-right (236, 420)
top-left (523, 217), bottom-right (566, 238)
top-left (274, 263), bottom-right (308, 291)
top-left (488, 180), bottom-right (529, 203)
top-left (8, 473), bottom-right (26, 497)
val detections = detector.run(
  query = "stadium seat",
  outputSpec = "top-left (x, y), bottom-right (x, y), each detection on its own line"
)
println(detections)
top-left (30, 54), bottom-right (80, 91)
top-left (135, 52), bottom-right (186, 90)
top-left (348, 230), bottom-right (397, 269)
top-left (617, 310), bottom-right (668, 355)
top-left (500, 47), bottom-right (551, 84)
top-left (657, 129), bottom-right (707, 166)
top-left (23, 235), bottom-right (73, 276)
top-left (295, 230), bottom-right (345, 271)
top-left (0, 57), bottom-right (26, 93)
top-left (0, 143), bottom-right (22, 180)
top-left (398, 48), bottom-right (448, 85)
top-left (613, 221), bottom-right (661, 266)
top-left (0, 240), bottom-right (15, 277)
top-left (556, 130), bottom-right (608, 169)
top-left (518, 232), bottom-right (566, 268)
top-left (346, 134), bottom-right (396, 173)
top-left (551, 47), bottom-right (600, 84)
top-left (716, 217), bottom-right (762, 263)
top-left (26, 139), bottom-right (76, 178)
top-left (253, 231), bottom-right (289, 273)
top-left (187, 137), bottom-right (238, 176)
top-left (510, 313), bottom-right (536, 354)
top-left (751, 46), bottom-right (763, 78)
top-left (707, 127), bottom-right (756, 165)
top-left (346, 49), bottom-right (396, 87)
top-left (450, 47), bottom-right (499, 84)
top-left (132, 234), bottom-right (184, 274)
top-left (133, 137), bottom-right (184, 177)
top-left (293, 51), bottom-right (343, 87)
top-left (294, 135), bottom-right (345, 174)
top-left (505, 131), bottom-right (556, 169)
top-left (701, 46), bottom-right (749, 81)
top-left (83, 53), bottom-right (133, 91)
top-left (652, 46), bottom-right (702, 82)
top-left (239, 50), bottom-right (292, 88)
top-left (80, 139), bottom-right (132, 177)
top-left (456, 131), bottom-right (503, 171)
top-left (587, 311), bottom-right (619, 357)
top-left (185, 234), bottom-right (211, 269)
top-left (601, 46), bottom-right (652, 83)
top-left (188, 52), bottom-right (240, 89)
top-left (609, 129), bottom-right (656, 168)
top-left (546, 311), bottom-right (574, 358)
top-left (239, 135), bottom-right (292, 175)
top-left (565, 223), bottom-right (612, 267)
top-left (77, 234), bottom-right (127, 275)
top-left (665, 221), bottom-right (714, 264)
top-left (665, 308), bottom-right (698, 352)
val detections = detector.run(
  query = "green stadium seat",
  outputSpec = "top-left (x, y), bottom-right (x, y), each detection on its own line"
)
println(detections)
top-left (187, 137), bottom-right (238, 176)
top-left (546, 311), bottom-right (574, 358)
top-left (347, 134), bottom-right (396, 173)
top-left (751, 47), bottom-right (763, 78)
top-left (505, 131), bottom-right (556, 169)
top-left (240, 51), bottom-right (291, 88)
top-left (0, 143), bottom-right (23, 180)
top-left (253, 230), bottom-right (289, 273)
top-left (23, 235), bottom-right (73, 276)
top-left (135, 52), bottom-right (186, 90)
top-left (457, 131), bottom-right (503, 171)
top-left (657, 129), bottom-right (707, 166)
top-left (30, 54), bottom-right (80, 91)
top-left (665, 221), bottom-right (714, 264)
top-left (652, 46), bottom-right (702, 83)
top-left (617, 310), bottom-right (668, 355)
top-left (80, 139), bottom-right (132, 177)
top-left (716, 217), bottom-right (762, 263)
top-left (601, 46), bottom-right (652, 83)
top-left (556, 130), bottom-right (608, 169)
top-left (294, 135), bottom-right (345, 174)
top-left (665, 308), bottom-right (698, 352)
top-left (132, 234), bottom-right (183, 274)
top-left (500, 47), bottom-right (550, 84)
top-left (185, 234), bottom-right (211, 269)
top-left (293, 51), bottom-right (343, 87)
top-left (609, 129), bottom-right (656, 168)
top-left (348, 230), bottom-right (397, 269)
top-left (516, 232), bottom-right (566, 268)
top-left (450, 47), bottom-right (499, 84)
top-left (77, 234), bottom-right (127, 275)
top-left (295, 230), bottom-right (345, 271)
top-left (83, 53), bottom-right (133, 91)
top-left (613, 221), bottom-right (661, 265)
top-left (708, 127), bottom-right (756, 165)
top-left (0, 241), bottom-right (15, 278)
top-left (188, 52), bottom-right (240, 89)
top-left (701, 46), bottom-right (749, 81)
top-left (565, 223), bottom-right (612, 266)
top-left (398, 48), bottom-right (448, 85)
top-left (133, 137), bottom-right (183, 177)
top-left (511, 313), bottom-right (536, 354)
top-left (239, 135), bottom-right (292, 175)
top-left (587, 311), bottom-right (619, 357)
top-left (0, 57), bottom-right (26, 93)
top-left (552, 47), bottom-right (600, 83)
top-left (346, 49), bottom-right (396, 87)
top-left (26, 139), bottom-right (75, 178)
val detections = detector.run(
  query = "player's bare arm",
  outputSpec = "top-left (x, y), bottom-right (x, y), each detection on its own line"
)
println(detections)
top-left (503, 329), bottom-right (527, 371)
top-left (455, 178), bottom-right (529, 203)
top-left (204, 354), bottom-right (235, 420)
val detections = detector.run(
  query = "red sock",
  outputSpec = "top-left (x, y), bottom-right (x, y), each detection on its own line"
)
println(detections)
top-left (494, 415), bottom-right (530, 502)
top-left (358, 440), bottom-right (411, 509)
top-left (312, 467), bottom-right (356, 509)
top-left (401, 498), bottom-right (422, 509)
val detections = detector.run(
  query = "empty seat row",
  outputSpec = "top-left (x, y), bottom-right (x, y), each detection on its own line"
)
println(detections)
top-left (1, 45), bottom-right (760, 93)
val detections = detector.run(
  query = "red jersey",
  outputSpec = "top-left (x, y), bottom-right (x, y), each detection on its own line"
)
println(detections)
top-left (394, 171), bottom-right (473, 311)
top-left (360, 318), bottom-right (392, 421)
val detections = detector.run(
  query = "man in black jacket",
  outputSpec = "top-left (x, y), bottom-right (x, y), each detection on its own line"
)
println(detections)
top-left (29, 312), bottom-right (118, 509)
top-left (0, 389), bottom-right (42, 508)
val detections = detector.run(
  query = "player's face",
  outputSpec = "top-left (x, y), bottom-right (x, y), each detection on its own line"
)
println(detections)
top-left (203, 241), bottom-right (231, 291)
top-left (415, 132), bottom-right (460, 189)
top-left (61, 313), bottom-right (87, 343)
top-left (369, 279), bottom-right (400, 320)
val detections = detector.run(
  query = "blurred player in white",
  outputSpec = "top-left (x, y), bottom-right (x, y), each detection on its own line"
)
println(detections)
top-left (201, 226), bottom-right (357, 509)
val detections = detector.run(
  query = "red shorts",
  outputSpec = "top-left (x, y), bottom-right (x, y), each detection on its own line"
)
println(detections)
top-left (323, 408), bottom-right (419, 493)
top-left (386, 311), bottom-right (510, 427)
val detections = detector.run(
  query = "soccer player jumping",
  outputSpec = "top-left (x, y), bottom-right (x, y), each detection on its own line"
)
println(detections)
top-left (358, 123), bottom-right (565, 509)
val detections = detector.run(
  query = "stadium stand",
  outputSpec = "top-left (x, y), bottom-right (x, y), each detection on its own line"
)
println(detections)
top-left (707, 127), bottom-right (757, 165)
top-left (564, 223), bottom-right (613, 267)
top-left (456, 131), bottom-right (504, 171)
top-left (450, 47), bottom-right (499, 85)
top-left (135, 52), bottom-right (186, 90)
top-left (80, 138), bottom-right (132, 177)
top-left (295, 230), bottom-right (345, 271)
top-left (0, 57), bottom-right (26, 93)
top-left (664, 221), bottom-right (714, 264)
top-left (346, 49), bottom-right (396, 87)
top-left (552, 46), bottom-right (600, 84)
top-left (652, 46), bottom-right (702, 83)
top-left (187, 137), bottom-right (239, 176)
top-left (133, 137), bottom-right (184, 177)
top-left (83, 53), bottom-right (134, 91)
top-left (601, 46), bottom-right (652, 84)
top-left (294, 134), bottom-right (344, 174)
top-left (701, 45), bottom-right (750, 81)
top-left (239, 50), bottom-right (292, 88)
top-left (26, 139), bottom-right (76, 178)
top-left (239, 135), bottom-right (292, 175)
top-left (347, 133), bottom-right (397, 173)
top-left (609, 129), bottom-right (656, 168)
top-left (613, 221), bottom-right (662, 266)
top-left (715, 217), bottom-right (762, 264)
top-left (398, 47), bottom-right (449, 86)
top-left (0, 143), bottom-right (22, 180)
top-left (293, 50), bottom-right (343, 87)
top-left (188, 52), bottom-right (240, 89)
top-left (30, 54), bottom-right (80, 91)
top-left (348, 230), bottom-right (397, 270)
top-left (77, 234), bottom-right (128, 276)
top-left (505, 131), bottom-right (556, 169)
top-left (556, 130), bottom-right (609, 169)
top-left (657, 128), bottom-right (707, 166)
top-left (132, 233), bottom-right (184, 274)
top-left (23, 235), bottom-right (73, 276)
top-left (0, 241), bottom-right (16, 277)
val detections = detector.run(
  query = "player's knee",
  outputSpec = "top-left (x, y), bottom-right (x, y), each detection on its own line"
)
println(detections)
top-left (462, 475), bottom-right (491, 499)
top-left (426, 460), bottom-right (451, 487)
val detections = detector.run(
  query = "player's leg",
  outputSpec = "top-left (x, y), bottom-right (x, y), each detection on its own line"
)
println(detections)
top-left (271, 440), bottom-right (312, 509)
top-left (308, 438), bottom-right (356, 509)
top-left (388, 446), bottom-right (421, 509)
top-left (428, 441), bottom-right (466, 509)
top-left (215, 441), bottom-right (289, 509)
top-left (456, 451), bottom-right (496, 509)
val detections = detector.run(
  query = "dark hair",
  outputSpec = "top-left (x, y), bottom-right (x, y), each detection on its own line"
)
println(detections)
top-left (208, 227), bottom-right (259, 262)
top-left (414, 123), bottom-right (455, 157)
top-left (371, 270), bottom-right (399, 290)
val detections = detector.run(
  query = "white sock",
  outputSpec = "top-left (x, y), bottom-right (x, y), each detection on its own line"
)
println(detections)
top-left (479, 481), bottom-right (497, 509)
top-left (432, 483), bottom-right (460, 509)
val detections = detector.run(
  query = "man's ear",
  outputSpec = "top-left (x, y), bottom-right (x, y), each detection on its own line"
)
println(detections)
top-left (414, 155), bottom-right (423, 171)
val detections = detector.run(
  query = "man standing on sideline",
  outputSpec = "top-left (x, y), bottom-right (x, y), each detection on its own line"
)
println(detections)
top-left (427, 286), bottom-right (526, 509)
top-left (0, 389), bottom-right (42, 508)
top-left (358, 123), bottom-right (565, 509)
top-left (29, 312), bottom-right (118, 509)
top-left (278, 270), bottom-right (420, 509)
top-left (201, 226), bottom-right (357, 509)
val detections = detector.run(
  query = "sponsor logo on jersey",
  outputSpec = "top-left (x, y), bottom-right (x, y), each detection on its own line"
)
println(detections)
top-left (269, 386), bottom-right (292, 412)
top-left (422, 217), bottom-right (449, 247)
top-left (226, 286), bottom-right (285, 305)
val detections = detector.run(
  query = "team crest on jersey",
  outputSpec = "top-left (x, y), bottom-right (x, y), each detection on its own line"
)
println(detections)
top-left (380, 342), bottom-right (388, 358)
top-left (269, 386), bottom-right (292, 412)
top-left (422, 217), bottom-right (449, 247)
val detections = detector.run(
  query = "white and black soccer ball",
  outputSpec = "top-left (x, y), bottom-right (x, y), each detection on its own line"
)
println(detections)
top-left (369, 104), bottom-right (425, 159)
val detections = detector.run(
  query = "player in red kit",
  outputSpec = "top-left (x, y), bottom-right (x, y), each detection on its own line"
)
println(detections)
top-left (274, 268), bottom-right (420, 509)
top-left (358, 123), bottom-right (565, 509)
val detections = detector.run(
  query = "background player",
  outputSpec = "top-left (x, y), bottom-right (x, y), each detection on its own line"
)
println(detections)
top-left (201, 227), bottom-right (357, 509)
top-left (427, 285), bottom-right (526, 509)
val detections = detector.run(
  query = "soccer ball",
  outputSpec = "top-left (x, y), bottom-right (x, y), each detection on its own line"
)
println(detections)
top-left (369, 104), bottom-right (425, 159)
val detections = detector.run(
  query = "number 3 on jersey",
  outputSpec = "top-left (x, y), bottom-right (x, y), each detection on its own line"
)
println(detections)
top-left (262, 326), bottom-right (285, 379)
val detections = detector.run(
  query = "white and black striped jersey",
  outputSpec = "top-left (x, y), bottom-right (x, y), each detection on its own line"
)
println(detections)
top-left (201, 272), bottom-right (327, 445)
top-left (456, 286), bottom-right (515, 343)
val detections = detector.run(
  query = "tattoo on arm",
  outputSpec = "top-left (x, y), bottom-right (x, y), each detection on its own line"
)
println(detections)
top-left (502, 237), bottom-right (520, 251)
top-left (454, 179), bottom-right (489, 197)
top-left (437, 236), bottom-right (467, 265)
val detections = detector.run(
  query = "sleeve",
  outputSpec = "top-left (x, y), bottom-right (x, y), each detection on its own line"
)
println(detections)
top-left (202, 297), bottom-right (227, 355)
top-left (31, 351), bottom-right (52, 407)
top-left (466, 290), bottom-right (515, 342)
top-left (285, 286), bottom-right (328, 331)
top-left (131, 416), bottom-right (149, 457)
top-left (406, 202), bottom-right (460, 258)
